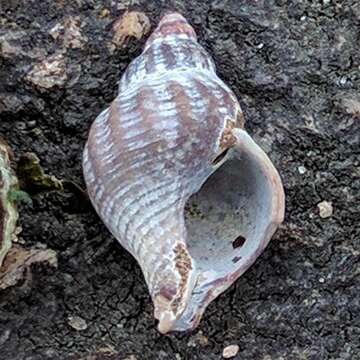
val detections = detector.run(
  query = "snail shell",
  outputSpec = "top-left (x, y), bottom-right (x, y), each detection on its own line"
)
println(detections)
top-left (83, 13), bottom-right (285, 333)
top-left (0, 138), bottom-right (19, 268)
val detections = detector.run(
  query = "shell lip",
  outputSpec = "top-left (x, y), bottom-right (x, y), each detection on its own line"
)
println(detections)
top-left (232, 128), bottom-right (285, 227)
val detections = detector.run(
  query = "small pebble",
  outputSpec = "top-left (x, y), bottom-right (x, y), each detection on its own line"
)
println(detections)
top-left (317, 201), bottom-right (333, 218)
top-left (111, 11), bottom-right (151, 49)
top-left (297, 165), bottom-right (306, 174)
top-left (123, 356), bottom-right (137, 360)
top-left (339, 76), bottom-right (347, 86)
top-left (338, 94), bottom-right (360, 117)
top-left (99, 8), bottom-right (110, 18)
top-left (67, 316), bottom-right (88, 331)
top-left (195, 331), bottom-right (209, 346)
top-left (25, 53), bottom-right (67, 90)
top-left (97, 344), bottom-right (117, 355)
top-left (223, 344), bottom-right (239, 358)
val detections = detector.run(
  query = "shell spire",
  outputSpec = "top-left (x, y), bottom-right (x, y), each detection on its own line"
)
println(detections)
top-left (83, 12), bottom-right (285, 333)
top-left (145, 12), bottom-right (197, 47)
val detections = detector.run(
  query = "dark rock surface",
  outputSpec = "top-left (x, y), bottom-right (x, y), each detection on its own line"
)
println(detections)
top-left (0, 0), bottom-right (359, 359)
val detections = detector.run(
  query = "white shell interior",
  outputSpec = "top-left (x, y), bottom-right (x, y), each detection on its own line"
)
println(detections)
top-left (185, 145), bottom-right (273, 279)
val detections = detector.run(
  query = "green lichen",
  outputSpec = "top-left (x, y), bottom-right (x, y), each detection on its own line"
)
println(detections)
top-left (8, 189), bottom-right (33, 207)
top-left (17, 152), bottom-right (63, 193)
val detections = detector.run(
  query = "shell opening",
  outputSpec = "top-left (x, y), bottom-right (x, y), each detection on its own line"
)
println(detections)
top-left (185, 147), bottom-right (271, 276)
top-left (175, 130), bottom-right (284, 331)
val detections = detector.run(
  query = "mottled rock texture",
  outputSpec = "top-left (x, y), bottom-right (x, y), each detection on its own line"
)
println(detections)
top-left (0, 1), bottom-right (359, 359)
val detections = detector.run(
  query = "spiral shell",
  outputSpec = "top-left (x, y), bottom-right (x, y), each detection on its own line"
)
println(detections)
top-left (83, 13), bottom-right (285, 333)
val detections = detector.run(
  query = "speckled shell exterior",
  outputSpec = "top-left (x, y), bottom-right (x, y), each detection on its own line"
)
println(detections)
top-left (83, 13), bottom-right (284, 333)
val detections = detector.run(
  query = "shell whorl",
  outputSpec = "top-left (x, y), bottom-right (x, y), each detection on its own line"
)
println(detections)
top-left (83, 13), bottom-right (284, 333)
